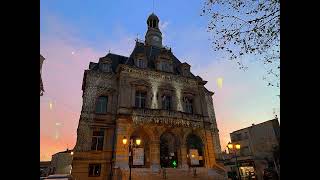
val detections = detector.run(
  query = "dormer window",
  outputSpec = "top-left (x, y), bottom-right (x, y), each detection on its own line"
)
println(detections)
top-left (99, 57), bottom-right (112, 72)
top-left (101, 63), bottom-right (111, 72)
top-left (136, 58), bottom-right (145, 68)
top-left (180, 63), bottom-right (191, 77)
top-left (159, 61), bottom-right (172, 72)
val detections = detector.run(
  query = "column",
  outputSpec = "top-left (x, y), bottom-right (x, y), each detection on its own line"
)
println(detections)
top-left (180, 143), bottom-right (189, 169)
top-left (150, 139), bottom-right (161, 172)
top-left (114, 120), bottom-right (130, 169)
top-left (203, 130), bottom-right (217, 168)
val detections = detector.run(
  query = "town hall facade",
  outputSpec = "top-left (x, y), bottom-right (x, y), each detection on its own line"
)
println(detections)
top-left (72, 13), bottom-right (224, 180)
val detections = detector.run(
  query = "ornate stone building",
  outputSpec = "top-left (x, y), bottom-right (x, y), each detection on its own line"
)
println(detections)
top-left (72, 13), bottom-right (224, 180)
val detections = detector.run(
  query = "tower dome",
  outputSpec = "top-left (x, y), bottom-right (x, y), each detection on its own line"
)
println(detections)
top-left (147, 13), bottom-right (159, 29)
top-left (145, 13), bottom-right (162, 47)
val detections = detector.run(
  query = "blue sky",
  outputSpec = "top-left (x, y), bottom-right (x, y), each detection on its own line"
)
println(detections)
top-left (40, 0), bottom-right (280, 160)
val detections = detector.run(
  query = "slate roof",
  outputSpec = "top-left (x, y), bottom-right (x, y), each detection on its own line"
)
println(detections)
top-left (88, 41), bottom-right (197, 79)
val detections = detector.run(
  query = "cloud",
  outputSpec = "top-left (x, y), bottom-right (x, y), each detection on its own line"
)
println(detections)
top-left (159, 21), bottom-right (169, 31)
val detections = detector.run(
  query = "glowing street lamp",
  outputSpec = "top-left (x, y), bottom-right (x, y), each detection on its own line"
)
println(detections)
top-left (235, 144), bottom-right (241, 150)
top-left (122, 136), bottom-right (128, 145)
top-left (227, 142), bottom-right (241, 180)
top-left (136, 138), bottom-right (141, 146)
top-left (122, 136), bottom-right (142, 180)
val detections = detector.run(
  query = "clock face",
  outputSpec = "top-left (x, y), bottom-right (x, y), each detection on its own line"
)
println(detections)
top-left (152, 36), bottom-right (160, 42)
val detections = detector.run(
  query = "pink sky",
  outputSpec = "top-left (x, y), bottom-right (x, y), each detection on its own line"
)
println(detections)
top-left (40, 14), bottom-right (279, 161)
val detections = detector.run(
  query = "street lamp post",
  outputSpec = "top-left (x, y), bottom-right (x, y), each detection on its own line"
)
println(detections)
top-left (227, 142), bottom-right (241, 180)
top-left (123, 136), bottom-right (141, 180)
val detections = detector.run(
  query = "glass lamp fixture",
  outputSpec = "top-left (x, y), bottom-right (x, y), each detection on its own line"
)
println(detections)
top-left (235, 144), bottom-right (241, 150)
top-left (122, 136), bottom-right (128, 145)
top-left (136, 138), bottom-right (141, 145)
top-left (227, 142), bottom-right (233, 149)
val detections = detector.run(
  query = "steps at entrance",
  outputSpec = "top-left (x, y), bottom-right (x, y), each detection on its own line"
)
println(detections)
top-left (115, 168), bottom-right (226, 180)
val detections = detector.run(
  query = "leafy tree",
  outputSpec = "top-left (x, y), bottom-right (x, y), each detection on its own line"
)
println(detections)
top-left (201, 0), bottom-right (280, 87)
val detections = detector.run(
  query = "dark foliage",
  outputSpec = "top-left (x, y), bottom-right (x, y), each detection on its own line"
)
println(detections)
top-left (202, 0), bottom-right (280, 87)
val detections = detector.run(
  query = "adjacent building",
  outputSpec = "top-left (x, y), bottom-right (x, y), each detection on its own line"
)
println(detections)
top-left (49, 149), bottom-right (73, 175)
top-left (40, 54), bottom-right (45, 96)
top-left (72, 13), bottom-right (224, 180)
top-left (226, 117), bottom-right (280, 179)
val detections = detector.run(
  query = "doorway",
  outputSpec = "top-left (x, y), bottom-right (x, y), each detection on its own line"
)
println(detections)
top-left (160, 132), bottom-right (178, 168)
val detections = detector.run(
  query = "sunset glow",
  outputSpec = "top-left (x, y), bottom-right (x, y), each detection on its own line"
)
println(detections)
top-left (40, 0), bottom-right (279, 161)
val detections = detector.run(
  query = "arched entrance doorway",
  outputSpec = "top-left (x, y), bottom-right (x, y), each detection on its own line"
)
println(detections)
top-left (186, 134), bottom-right (204, 167)
top-left (130, 128), bottom-right (151, 168)
top-left (160, 132), bottom-right (179, 168)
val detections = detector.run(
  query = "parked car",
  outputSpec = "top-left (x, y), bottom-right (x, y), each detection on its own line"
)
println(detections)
top-left (42, 174), bottom-right (74, 180)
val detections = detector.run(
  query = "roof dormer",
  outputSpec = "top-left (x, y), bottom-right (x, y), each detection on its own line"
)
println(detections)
top-left (99, 57), bottom-right (112, 73)
top-left (180, 62), bottom-right (191, 77)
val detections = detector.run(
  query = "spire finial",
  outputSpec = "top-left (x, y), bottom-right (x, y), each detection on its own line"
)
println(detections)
top-left (153, 0), bottom-right (155, 13)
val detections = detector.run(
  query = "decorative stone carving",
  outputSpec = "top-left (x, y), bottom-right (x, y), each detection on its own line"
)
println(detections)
top-left (119, 64), bottom-right (198, 87)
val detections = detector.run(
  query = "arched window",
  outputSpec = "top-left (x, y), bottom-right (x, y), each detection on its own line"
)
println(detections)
top-left (135, 91), bottom-right (147, 108)
top-left (184, 97), bottom-right (193, 114)
top-left (95, 96), bottom-right (108, 114)
top-left (162, 95), bottom-right (172, 110)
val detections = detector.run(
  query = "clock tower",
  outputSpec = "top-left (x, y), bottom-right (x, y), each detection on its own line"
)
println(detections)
top-left (145, 13), bottom-right (162, 48)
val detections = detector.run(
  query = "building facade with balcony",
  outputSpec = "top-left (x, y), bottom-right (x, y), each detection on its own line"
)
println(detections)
top-left (72, 13), bottom-right (224, 180)
top-left (226, 118), bottom-right (280, 179)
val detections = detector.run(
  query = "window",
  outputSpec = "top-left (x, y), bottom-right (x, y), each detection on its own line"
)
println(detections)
top-left (244, 132), bottom-right (248, 139)
top-left (136, 59), bottom-right (144, 68)
top-left (159, 61), bottom-right (171, 72)
top-left (88, 164), bottom-right (101, 177)
top-left (236, 133), bottom-right (242, 141)
top-left (135, 91), bottom-right (146, 108)
top-left (183, 67), bottom-right (190, 76)
top-left (101, 63), bottom-right (111, 72)
top-left (91, 130), bottom-right (104, 151)
top-left (184, 97), bottom-right (193, 114)
top-left (162, 95), bottom-right (172, 110)
top-left (95, 96), bottom-right (108, 114)
top-left (241, 146), bottom-right (250, 156)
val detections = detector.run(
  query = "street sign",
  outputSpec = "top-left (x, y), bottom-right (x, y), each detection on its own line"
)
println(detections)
top-left (133, 148), bottom-right (144, 165)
